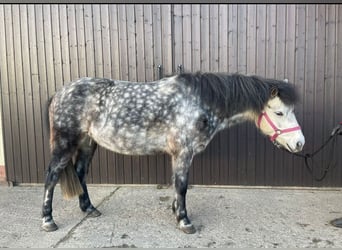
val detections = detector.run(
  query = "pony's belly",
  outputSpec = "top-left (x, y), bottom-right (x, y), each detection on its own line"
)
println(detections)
top-left (88, 128), bottom-right (166, 155)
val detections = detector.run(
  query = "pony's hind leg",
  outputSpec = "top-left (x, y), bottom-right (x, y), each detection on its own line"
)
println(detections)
top-left (41, 151), bottom-right (75, 232)
top-left (75, 137), bottom-right (101, 217)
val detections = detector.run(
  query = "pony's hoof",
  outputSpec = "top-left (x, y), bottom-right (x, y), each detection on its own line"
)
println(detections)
top-left (41, 221), bottom-right (58, 232)
top-left (179, 219), bottom-right (196, 234)
top-left (331, 218), bottom-right (342, 228)
top-left (86, 208), bottom-right (102, 218)
top-left (179, 223), bottom-right (196, 234)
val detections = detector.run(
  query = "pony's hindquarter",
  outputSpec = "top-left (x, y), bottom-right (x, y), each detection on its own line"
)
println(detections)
top-left (42, 92), bottom-right (100, 232)
top-left (48, 97), bottom-right (83, 200)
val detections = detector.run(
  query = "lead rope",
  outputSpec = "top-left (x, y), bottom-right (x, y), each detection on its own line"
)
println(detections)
top-left (285, 123), bottom-right (342, 182)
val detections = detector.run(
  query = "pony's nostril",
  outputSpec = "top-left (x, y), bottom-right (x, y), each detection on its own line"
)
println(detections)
top-left (296, 141), bottom-right (303, 149)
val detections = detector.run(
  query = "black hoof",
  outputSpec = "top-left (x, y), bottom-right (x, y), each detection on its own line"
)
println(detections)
top-left (41, 221), bottom-right (58, 232)
top-left (331, 217), bottom-right (342, 228)
top-left (81, 204), bottom-right (102, 217)
top-left (85, 207), bottom-right (102, 218)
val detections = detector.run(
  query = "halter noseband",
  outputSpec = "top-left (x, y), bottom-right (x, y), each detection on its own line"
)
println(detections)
top-left (257, 112), bottom-right (301, 142)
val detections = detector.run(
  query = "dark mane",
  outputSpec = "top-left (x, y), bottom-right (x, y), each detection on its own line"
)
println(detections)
top-left (177, 72), bottom-right (299, 117)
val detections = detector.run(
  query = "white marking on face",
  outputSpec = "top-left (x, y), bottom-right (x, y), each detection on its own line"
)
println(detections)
top-left (258, 96), bottom-right (305, 152)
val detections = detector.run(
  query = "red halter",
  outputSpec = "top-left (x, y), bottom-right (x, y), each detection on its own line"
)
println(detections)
top-left (257, 112), bottom-right (301, 142)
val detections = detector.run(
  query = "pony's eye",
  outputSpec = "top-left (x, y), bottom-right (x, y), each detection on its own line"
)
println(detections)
top-left (275, 111), bottom-right (284, 116)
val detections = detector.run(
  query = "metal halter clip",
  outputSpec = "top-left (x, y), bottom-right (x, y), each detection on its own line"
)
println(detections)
top-left (331, 123), bottom-right (342, 136)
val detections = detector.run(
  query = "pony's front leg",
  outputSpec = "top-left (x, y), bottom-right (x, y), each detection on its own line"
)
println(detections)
top-left (171, 149), bottom-right (196, 234)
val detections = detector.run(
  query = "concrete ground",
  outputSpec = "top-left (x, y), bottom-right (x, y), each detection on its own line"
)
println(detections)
top-left (0, 184), bottom-right (342, 248)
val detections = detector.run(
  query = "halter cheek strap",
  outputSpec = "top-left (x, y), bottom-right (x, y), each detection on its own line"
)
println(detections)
top-left (257, 112), bottom-right (301, 142)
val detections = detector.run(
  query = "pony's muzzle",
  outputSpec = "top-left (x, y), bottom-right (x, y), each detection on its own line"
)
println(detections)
top-left (296, 141), bottom-right (303, 151)
top-left (287, 134), bottom-right (305, 153)
top-left (295, 132), bottom-right (305, 152)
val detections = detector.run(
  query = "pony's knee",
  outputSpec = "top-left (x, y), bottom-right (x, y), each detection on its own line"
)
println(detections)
top-left (45, 156), bottom-right (71, 184)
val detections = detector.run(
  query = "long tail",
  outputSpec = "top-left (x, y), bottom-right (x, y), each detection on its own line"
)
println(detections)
top-left (47, 95), bottom-right (83, 199)
top-left (59, 161), bottom-right (84, 200)
top-left (47, 96), bottom-right (55, 152)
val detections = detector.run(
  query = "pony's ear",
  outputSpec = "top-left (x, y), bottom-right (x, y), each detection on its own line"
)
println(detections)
top-left (270, 87), bottom-right (278, 98)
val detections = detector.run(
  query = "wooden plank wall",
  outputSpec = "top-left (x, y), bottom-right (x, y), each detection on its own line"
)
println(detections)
top-left (1, 4), bottom-right (342, 187)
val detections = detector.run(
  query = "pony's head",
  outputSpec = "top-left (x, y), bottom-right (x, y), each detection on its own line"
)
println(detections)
top-left (256, 83), bottom-right (305, 153)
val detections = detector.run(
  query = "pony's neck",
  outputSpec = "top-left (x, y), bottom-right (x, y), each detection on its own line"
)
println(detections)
top-left (217, 110), bottom-right (258, 132)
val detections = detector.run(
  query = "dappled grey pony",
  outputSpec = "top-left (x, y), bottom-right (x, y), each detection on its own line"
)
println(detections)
top-left (41, 72), bottom-right (305, 234)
